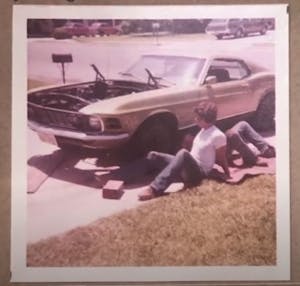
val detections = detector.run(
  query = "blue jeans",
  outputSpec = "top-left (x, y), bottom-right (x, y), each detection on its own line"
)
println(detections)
top-left (148, 149), bottom-right (206, 195)
top-left (226, 121), bottom-right (270, 165)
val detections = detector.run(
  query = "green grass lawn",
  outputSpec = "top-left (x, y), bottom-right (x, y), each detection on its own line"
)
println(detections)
top-left (27, 174), bottom-right (276, 267)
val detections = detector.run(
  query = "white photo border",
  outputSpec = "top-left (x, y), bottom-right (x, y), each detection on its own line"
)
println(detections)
top-left (11, 4), bottom-right (290, 282)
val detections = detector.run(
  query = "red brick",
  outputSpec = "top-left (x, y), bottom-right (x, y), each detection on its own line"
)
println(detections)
top-left (102, 180), bottom-right (124, 199)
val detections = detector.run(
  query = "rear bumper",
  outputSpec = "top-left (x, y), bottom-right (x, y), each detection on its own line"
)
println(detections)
top-left (28, 121), bottom-right (130, 149)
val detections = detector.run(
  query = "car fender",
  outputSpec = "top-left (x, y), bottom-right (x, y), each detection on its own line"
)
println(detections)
top-left (133, 110), bottom-right (178, 138)
top-left (246, 74), bottom-right (275, 110)
top-left (142, 109), bottom-right (178, 128)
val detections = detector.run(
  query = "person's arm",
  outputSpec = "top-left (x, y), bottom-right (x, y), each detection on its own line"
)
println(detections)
top-left (216, 145), bottom-right (231, 179)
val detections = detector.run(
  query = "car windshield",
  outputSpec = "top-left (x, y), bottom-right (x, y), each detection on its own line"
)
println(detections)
top-left (123, 55), bottom-right (206, 85)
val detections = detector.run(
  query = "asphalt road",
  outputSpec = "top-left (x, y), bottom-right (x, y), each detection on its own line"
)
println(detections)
top-left (27, 32), bottom-right (275, 243)
top-left (28, 32), bottom-right (274, 83)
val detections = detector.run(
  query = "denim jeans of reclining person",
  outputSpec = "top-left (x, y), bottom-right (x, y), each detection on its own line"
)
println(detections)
top-left (97, 149), bottom-right (205, 190)
top-left (226, 121), bottom-right (270, 165)
top-left (148, 149), bottom-right (206, 195)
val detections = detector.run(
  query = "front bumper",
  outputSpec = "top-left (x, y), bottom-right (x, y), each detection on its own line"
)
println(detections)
top-left (28, 121), bottom-right (130, 149)
top-left (206, 29), bottom-right (231, 37)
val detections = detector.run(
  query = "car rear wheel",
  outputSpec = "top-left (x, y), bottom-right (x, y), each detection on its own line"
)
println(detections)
top-left (253, 93), bottom-right (275, 131)
top-left (132, 118), bottom-right (177, 157)
top-left (216, 34), bottom-right (223, 40)
top-left (260, 27), bottom-right (267, 35)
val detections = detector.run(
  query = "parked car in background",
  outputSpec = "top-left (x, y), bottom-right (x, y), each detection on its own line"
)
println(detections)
top-left (206, 18), bottom-right (268, 39)
top-left (53, 22), bottom-right (91, 39)
top-left (264, 18), bottom-right (275, 30)
top-left (88, 22), bottom-right (102, 36)
top-left (28, 52), bottom-right (275, 156)
top-left (89, 22), bottom-right (121, 36)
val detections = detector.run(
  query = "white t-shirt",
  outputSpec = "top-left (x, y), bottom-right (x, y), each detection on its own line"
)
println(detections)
top-left (189, 125), bottom-right (226, 174)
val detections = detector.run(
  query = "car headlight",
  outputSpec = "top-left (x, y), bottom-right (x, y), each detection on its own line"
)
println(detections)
top-left (88, 115), bottom-right (103, 131)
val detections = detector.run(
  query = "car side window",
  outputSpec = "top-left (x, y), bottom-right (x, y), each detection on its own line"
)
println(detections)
top-left (207, 59), bottom-right (250, 83)
top-left (229, 19), bottom-right (240, 24)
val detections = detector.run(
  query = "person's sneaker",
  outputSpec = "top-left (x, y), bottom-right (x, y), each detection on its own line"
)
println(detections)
top-left (260, 146), bottom-right (276, 158)
top-left (138, 186), bottom-right (157, 201)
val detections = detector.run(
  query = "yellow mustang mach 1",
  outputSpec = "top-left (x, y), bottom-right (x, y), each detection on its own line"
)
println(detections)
top-left (28, 52), bottom-right (275, 155)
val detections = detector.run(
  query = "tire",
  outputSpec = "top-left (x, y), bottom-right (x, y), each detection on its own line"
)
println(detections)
top-left (235, 28), bottom-right (244, 38)
top-left (216, 34), bottom-right (223, 40)
top-left (132, 118), bottom-right (177, 157)
top-left (260, 27), bottom-right (267, 35)
top-left (253, 93), bottom-right (275, 131)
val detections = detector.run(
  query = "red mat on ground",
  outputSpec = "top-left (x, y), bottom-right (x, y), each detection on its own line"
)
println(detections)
top-left (209, 156), bottom-right (276, 184)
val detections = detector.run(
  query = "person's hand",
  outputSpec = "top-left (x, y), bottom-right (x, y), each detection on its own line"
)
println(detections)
top-left (210, 170), bottom-right (231, 181)
top-left (220, 172), bottom-right (231, 181)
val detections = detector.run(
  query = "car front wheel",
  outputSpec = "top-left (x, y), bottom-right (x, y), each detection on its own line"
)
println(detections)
top-left (132, 118), bottom-right (177, 157)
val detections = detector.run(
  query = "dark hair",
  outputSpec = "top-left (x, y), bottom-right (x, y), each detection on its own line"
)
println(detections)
top-left (194, 101), bottom-right (218, 124)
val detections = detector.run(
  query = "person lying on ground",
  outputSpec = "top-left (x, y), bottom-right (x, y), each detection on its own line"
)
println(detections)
top-left (225, 121), bottom-right (276, 167)
top-left (138, 100), bottom-right (230, 201)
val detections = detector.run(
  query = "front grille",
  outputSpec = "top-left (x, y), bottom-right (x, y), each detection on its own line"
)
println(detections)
top-left (28, 103), bottom-right (93, 132)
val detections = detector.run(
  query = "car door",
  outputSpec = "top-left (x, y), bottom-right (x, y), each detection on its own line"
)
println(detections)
top-left (241, 19), bottom-right (251, 35)
top-left (73, 23), bottom-right (82, 36)
top-left (101, 23), bottom-right (110, 34)
top-left (248, 19), bottom-right (262, 34)
top-left (203, 58), bottom-right (253, 120)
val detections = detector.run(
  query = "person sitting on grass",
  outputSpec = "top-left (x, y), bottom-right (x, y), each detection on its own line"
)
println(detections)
top-left (138, 100), bottom-right (230, 201)
top-left (225, 120), bottom-right (276, 167)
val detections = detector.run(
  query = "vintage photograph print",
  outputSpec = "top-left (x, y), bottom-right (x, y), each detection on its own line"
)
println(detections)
top-left (11, 5), bottom-right (289, 282)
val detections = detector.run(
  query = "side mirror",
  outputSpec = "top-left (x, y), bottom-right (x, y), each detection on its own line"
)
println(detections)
top-left (205, 75), bottom-right (217, 84)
